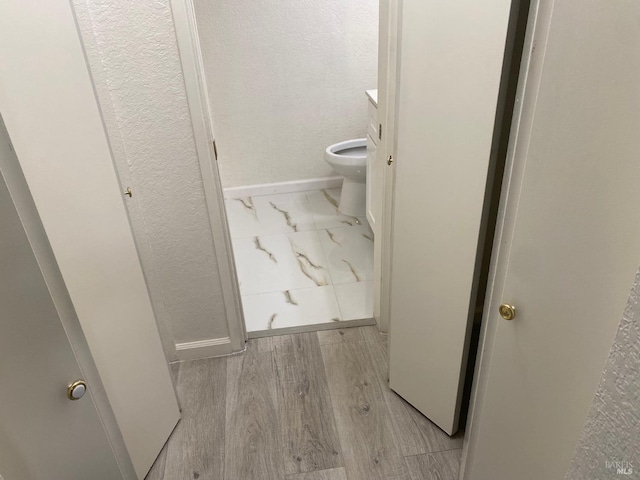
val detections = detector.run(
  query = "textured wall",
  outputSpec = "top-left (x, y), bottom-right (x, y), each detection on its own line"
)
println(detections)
top-left (566, 269), bottom-right (640, 478)
top-left (193, 0), bottom-right (379, 187)
top-left (73, 0), bottom-right (230, 352)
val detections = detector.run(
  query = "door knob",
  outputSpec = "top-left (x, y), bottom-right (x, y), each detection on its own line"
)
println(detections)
top-left (124, 187), bottom-right (132, 197)
top-left (387, 155), bottom-right (393, 166)
top-left (67, 380), bottom-right (87, 400)
top-left (499, 304), bottom-right (516, 320)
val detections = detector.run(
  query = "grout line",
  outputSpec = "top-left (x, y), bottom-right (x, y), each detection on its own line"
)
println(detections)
top-left (330, 284), bottom-right (345, 321)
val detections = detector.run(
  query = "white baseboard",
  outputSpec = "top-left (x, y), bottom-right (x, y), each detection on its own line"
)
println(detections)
top-left (174, 336), bottom-right (234, 361)
top-left (223, 177), bottom-right (343, 199)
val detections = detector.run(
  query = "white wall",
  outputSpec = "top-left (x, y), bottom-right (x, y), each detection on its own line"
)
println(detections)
top-left (194, 0), bottom-right (379, 188)
top-left (566, 268), bottom-right (640, 479)
top-left (73, 0), bottom-right (230, 357)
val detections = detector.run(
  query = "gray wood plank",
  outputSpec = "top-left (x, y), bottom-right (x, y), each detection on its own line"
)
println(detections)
top-left (225, 347), bottom-right (283, 480)
top-left (163, 357), bottom-right (227, 480)
top-left (317, 326), bottom-right (365, 346)
top-left (253, 335), bottom-right (273, 353)
top-left (360, 326), bottom-right (388, 350)
top-left (362, 326), bottom-right (463, 456)
top-left (404, 454), bottom-right (430, 480)
top-left (274, 333), bottom-right (343, 475)
top-left (428, 450), bottom-right (462, 480)
top-left (272, 333), bottom-right (299, 356)
top-left (286, 467), bottom-right (348, 480)
top-left (405, 450), bottom-right (462, 480)
top-left (321, 340), bottom-right (409, 480)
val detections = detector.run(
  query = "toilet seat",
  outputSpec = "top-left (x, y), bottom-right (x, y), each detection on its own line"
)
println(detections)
top-left (325, 138), bottom-right (367, 168)
top-left (324, 138), bottom-right (368, 216)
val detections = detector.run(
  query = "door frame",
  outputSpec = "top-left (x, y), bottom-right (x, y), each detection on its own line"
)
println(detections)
top-left (375, 0), bottom-right (400, 334)
top-left (170, 0), bottom-right (247, 351)
top-left (170, 0), bottom-right (397, 342)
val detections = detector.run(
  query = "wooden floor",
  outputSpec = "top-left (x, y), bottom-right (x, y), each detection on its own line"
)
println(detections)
top-left (145, 326), bottom-right (463, 480)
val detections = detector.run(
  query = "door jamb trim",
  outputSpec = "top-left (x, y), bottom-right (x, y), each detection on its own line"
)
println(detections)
top-left (170, 0), bottom-right (247, 351)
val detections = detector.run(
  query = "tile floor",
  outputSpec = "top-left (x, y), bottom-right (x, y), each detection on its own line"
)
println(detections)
top-left (225, 188), bottom-right (374, 333)
top-left (146, 326), bottom-right (463, 480)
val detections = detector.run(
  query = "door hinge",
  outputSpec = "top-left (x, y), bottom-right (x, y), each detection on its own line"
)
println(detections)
top-left (378, 123), bottom-right (383, 141)
top-left (212, 139), bottom-right (218, 161)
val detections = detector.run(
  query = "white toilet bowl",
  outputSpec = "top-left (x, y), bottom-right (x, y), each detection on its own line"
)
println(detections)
top-left (324, 138), bottom-right (367, 217)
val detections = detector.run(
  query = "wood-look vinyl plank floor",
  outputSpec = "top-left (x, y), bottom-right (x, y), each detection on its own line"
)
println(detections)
top-left (253, 335), bottom-right (274, 353)
top-left (321, 339), bottom-right (410, 480)
top-left (163, 358), bottom-right (226, 480)
top-left (145, 326), bottom-right (463, 480)
top-left (317, 327), bottom-right (365, 346)
top-left (273, 333), bottom-right (343, 475)
top-left (225, 343), bottom-right (283, 480)
top-left (361, 326), bottom-right (464, 456)
top-left (286, 467), bottom-right (349, 480)
top-left (405, 450), bottom-right (462, 480)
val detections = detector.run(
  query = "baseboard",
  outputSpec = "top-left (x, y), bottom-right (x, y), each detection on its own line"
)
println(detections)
top-left (223, 177), bottom-right (343, 199)
top-left (174, 336), bottom-right (234, 361)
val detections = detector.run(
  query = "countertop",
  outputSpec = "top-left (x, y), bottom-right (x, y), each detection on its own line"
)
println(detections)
top-left (366, 89), bottom-right (378, 107)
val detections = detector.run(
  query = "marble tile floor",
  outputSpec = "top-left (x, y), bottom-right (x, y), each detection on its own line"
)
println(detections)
top-left (146, 326), bottom-right (463, 480)
top-left (225, 188), bottom-right (375, 334)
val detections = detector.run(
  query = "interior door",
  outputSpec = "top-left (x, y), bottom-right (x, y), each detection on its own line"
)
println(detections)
top-left (387, 0), bottom-right (513, 434)
top-left (464, 0), bottom-right (640, 478)
top-left (0, 1), bottom-right (180, 477)
top-left (0, 121), bottom-right (128, 480)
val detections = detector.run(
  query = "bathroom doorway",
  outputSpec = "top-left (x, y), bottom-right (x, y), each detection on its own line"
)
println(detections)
top-left (187, 0), bottom-right (380, 337)
top-left (170, 0), bottom-right (530, 439)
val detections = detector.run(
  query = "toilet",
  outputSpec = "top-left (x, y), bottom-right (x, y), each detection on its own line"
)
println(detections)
top-left (324, 138), bottom-right (367, 217)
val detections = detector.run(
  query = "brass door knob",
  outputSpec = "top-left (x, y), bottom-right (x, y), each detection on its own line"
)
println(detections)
top-left (124, 187), bottom-right (132, 197)
top-left (499, 304), bottom-right (516, 320)
top-left (67, 380), bottom-right (87, 400)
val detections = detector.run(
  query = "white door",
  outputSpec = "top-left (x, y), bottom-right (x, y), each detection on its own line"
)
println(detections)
top-left (0, 120), bottom-right (129, 480)
top-left (464, 0), bottom-right (640, 478)
top-left (0, 1), bottom-right (180, 477)
top-left (387, 0), bottom-right (513, 434)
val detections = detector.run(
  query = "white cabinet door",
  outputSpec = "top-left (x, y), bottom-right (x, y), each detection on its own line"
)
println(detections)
top-left (0, 123), bottom-right (127, 480)
top-left (465, 1), bottom-right (640, 478)
top-left (0, 1), bottom-right (180, 477)
top-left (388, 0), bottom-right (512, 435)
